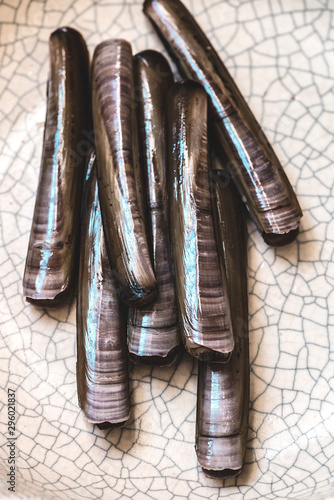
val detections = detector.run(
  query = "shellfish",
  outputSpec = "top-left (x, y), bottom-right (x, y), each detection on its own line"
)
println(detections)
top-left (144, 0), bottom-right (303, 246)
top-left (23, 27), bottom-right (90, 306)
top-left (166, 80), bottom-right (234, 362)
top-left (77, 151), bottom-right (130, 429)
top-left (127, 50), bottom-right (181, 365)
top-left (92, 39), bottom-right (157, 307)
top-left (196, 155), bottom-right (249, 478)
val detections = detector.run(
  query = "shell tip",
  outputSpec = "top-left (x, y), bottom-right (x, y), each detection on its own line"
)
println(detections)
top-left (262, 226), bottom-right (299, 247)
top-left (201, 467), bottom-right (242, 479)
top-left (128, 345), bottom-right (181, 367)
top-left (96, 420), bottom-right (127, 431)
top-left (143, 0), bottom-right (154, 12)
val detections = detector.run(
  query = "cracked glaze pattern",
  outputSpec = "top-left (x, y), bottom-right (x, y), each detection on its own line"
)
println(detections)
top-left (0, 1), bottom-right (333, 499)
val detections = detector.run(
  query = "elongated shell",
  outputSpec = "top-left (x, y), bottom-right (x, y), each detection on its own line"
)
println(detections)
top-left (196, 155), bottom-right (249, 478)
top-left (92, 39), bottom-right (157, 307)
top-left (127, 50), bottom-right (181, 366)
top-left (77, 151), bottom-right (130, 429)
top-left (144, 0), bottom-right (303, 246)
top-left (166, 80), bottom-right (234, 362)
top-left (22, 27), bottom-right (90, 306)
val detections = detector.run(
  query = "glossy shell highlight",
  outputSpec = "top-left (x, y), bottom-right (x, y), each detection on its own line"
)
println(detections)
top-left (92, 39), bottom-right (157, 307)
top-left (77, 151), bottom-right (130, 429)
top-left (23, 27), bottom-right (90, 306)
top-left (128, 50), bottom-right (181, 366)
top-left (144, 0), bottom-right (303, 245)
top-left (166, 80), bottom-right (234, 362)
top-left (196, 155), bottom-right (249, 478)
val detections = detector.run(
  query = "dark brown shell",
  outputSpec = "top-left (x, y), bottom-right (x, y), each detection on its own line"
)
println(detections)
top-left (166, 80), bottom-right (234, 362)
top-left (127, 50), bottom-right (181, 366)
top-left (92, 39), bottom-right (157, 307)
top-left (22, 27), bottom-right (90, 306)
top-left (144, 0), bottom-right (303, 246)
top-left (196, 152), bottom-right (249, 478)
top-left (77, 151), bottom-right (130, 429)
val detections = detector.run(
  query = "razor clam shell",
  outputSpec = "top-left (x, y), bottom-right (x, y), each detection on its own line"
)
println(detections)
top-left (77, 151), bottom-right (129, 429)
top-left (92, 39), bottom-right (157, 307)
top-left (196, 158), bottom-right (249, 477)
top-left (144, 0), bottom-right (303, 245)
top-left (166, 80), bottom-right (234, 362)
top-left (127, 50), bottom-right (181, 366)
top-left (23, 27), bottom-right (90, 306)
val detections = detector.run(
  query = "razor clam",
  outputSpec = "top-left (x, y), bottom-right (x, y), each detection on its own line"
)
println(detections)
top-left (196, 157), bottom-right (249, 478)
top-left (77, 150), bottom-right (129, 429)
top-left (143, 0), bottom-right (303, 246)
top-left (166, 80), bottom-right (234, 362)
top-left (23, 27), bottom-right (90, 306)
top-left (92, 39), bottom-right (157, 307)
top-left (127, 50), bottom-right (181, 366)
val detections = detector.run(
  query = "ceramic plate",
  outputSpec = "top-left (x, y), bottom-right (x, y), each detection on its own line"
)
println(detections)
top-left (0, 1), bottom-right (333, 499)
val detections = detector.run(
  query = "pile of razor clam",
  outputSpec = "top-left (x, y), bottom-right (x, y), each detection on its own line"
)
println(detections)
top-left (22, 0), bottom-right (302, 479)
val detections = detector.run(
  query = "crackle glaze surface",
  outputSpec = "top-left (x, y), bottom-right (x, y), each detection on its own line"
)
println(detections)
top-left (0, 1), bottom-right (333, 499)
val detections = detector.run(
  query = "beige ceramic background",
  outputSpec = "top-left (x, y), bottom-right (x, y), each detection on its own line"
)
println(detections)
top-left (0, 0), bottom-right (333, 499)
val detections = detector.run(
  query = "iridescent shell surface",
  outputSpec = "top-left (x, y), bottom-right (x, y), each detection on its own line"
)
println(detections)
top-left (127, 50), bottom-right (181, 365)
top-left (166, 81), bottom-right (234, 362)
top-left (196, 158), bottom-right (249, 478)
top-left (144, 0), bottom-right (303, 245)
top-left (77, 151), bottom-right (130, 429)
top-left (92, 39), bottom-right (157, 307)
top-left (22, 27), bottom-right (90, 306)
